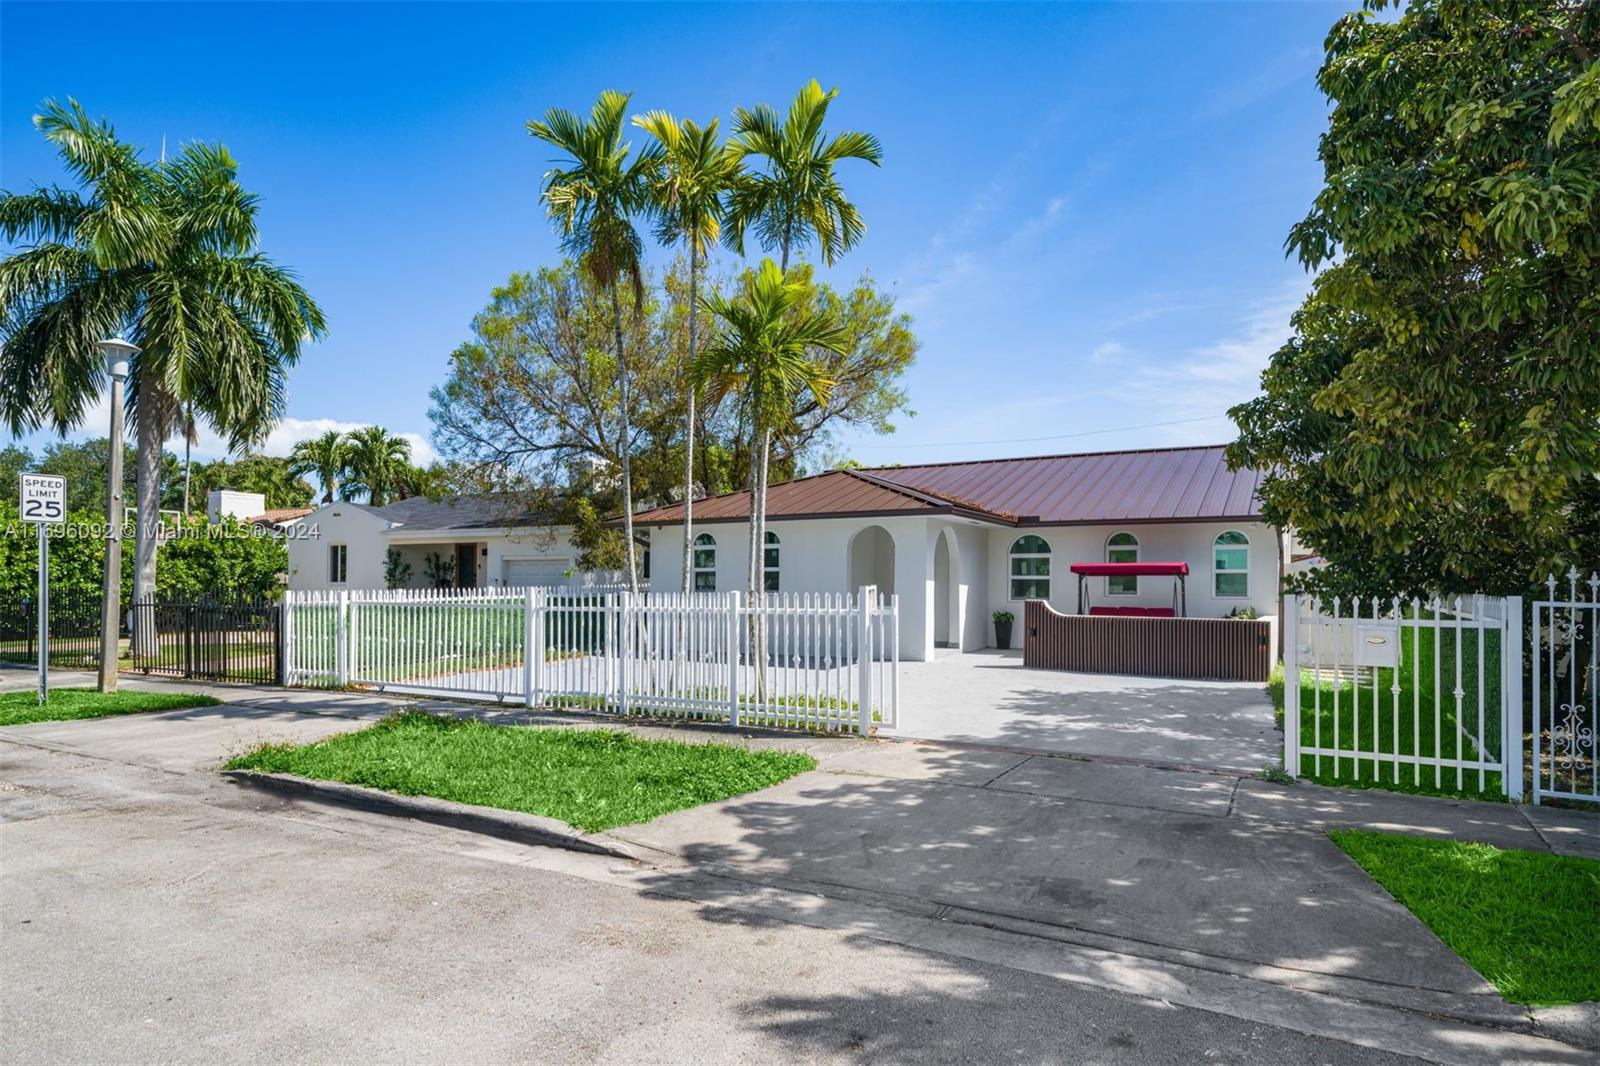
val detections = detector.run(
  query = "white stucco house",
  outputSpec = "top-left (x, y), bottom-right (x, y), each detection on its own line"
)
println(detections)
top-left (285, 494), bottom-right (588, 592)
top-left (629, 445), bottom-right (1283, 662)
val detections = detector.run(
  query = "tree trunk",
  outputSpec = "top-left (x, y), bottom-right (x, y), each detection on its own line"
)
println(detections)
top-left (752, 425), bottom-right (773, 699)
top-left (610, 282), bottom-right (639, 592)
top-left (681, 243), bottom-right (698, 596)
top-left (132, 395), bottom-right (166, 654)
top-left (181, 434), bottom-right (192, 517)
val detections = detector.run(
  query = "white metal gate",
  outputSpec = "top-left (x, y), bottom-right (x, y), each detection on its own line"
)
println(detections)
top-left (1532, 570), bottom-right (1599, 805)
top-left (282, 585), bottom-right (899, 734)
top-left (1283, 593), bottom-right (1522, 799)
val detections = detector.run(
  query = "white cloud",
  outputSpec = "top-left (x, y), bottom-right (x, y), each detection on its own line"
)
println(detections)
top-left (9, 404), bottom-right (437, 468)
top-left (1107, 279), bottom-right (1307, 445)
top-left (1089, 341), bottom-right (1126, 363)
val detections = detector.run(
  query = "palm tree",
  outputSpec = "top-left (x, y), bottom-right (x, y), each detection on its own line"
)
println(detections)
top-left (288, 430), bottom-right (350, 504)
top-left (528, 91), bottom-right (659, 592)
top-left (694, 259), bottom-right (847, 687)
top-left (343, 425), bottom-right (411, 506)
top-left (725, 80), bottom-right (882, 271)
top-left (633, 111), bottom-right (742, 594)
top-left (0, 99), bottom-right (325, 626)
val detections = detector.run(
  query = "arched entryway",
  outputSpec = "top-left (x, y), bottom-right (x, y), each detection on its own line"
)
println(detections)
top-left (848, 525), bottom-right (895, 596)
top-left (933, 528), bottom-right (960, 649)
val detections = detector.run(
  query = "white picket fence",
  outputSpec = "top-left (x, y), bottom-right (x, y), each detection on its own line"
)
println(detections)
top-left (1283, 593), bottom-right (1523, 799)
top-left (283, 585), bottom-right (899, 734)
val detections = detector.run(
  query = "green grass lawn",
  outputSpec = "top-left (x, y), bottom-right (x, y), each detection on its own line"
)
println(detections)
top-left (225, 711), bottom-right (816, 832)
top-left (1272, 617), bottom-right (1506, 799)
top-left (0, 686), bottom-right (222, 727)
top-left (1331, 830), bottom-right (1600, 1006)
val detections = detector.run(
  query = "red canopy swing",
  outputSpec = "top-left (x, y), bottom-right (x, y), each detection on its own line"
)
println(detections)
top-left (1068, 561), bottom-right (1189, 618)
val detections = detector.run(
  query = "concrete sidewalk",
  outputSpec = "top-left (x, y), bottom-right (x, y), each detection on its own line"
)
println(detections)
top-left (3, 676), bottom-right (1595, 1051)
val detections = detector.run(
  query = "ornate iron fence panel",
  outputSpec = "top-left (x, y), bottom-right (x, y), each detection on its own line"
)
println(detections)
top-left (1532, 570), bottom-right (1599, 805)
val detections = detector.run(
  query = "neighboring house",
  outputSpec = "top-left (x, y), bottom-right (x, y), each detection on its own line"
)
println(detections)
top-left (285, 493), bottom-right (587, 592)
top-left (630, 444), bottom-right (1283, 661)
top-left (249, 506), bottom-right (315, 532)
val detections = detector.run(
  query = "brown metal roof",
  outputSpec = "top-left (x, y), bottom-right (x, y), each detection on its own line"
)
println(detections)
top-left (869, 444), bottom-right (1264, 525)
top-left (629, 445), bottom-right (1265, 527)
top-left (629, 468), bottom-right (983, 526)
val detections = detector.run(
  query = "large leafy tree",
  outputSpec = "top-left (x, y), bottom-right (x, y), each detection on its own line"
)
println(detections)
top-left (288, 429), bottom-right (351, 504)
top-left (726, 80), bottom-right (882, 271)
top-left (528, 91), bottom-right (660, 592)
top-left (181, 454), bottom-right (314, 511)
top-left (343, 425), bottom-right (412, 506)
top-left (634, 111), bottom-right (742, 592)
top-left (0, 99), bottom-right (325, 615)
top-left (1229, 0), bottom-right (1600, 596)
top-left (429, 259), bottom-right (917, 558)
top-left (694, 258), bottom-right (847, 604)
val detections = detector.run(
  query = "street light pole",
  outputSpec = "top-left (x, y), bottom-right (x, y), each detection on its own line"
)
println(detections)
top-left (97, 338), bottom-right (137, 694)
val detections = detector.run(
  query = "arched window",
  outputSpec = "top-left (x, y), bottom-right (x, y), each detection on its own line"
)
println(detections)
top-left (1009, 535), bottom-right (1051, 600)
top-left (763, 531), bottom-right (780, 592)
top-left (1106, 532), bottom-right (1139, 595)
top-left (1213, 530), bottom-right (1249, 597)
top-left (692, 533), bottom-right (717, 592)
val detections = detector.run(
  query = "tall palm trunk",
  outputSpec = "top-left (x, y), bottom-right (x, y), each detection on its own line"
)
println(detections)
top-left (610, 281), bottom-right (639, 593)
top-left (132, 395), bottom-right (168, 654)
top-left (681, 244), bottom-right (698, 595)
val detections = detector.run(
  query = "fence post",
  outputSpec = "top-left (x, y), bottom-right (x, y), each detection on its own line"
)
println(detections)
top-left (618, 590), bottom-right (632, 717)
top-left (275, 594), bottom-right (289, 687)
top-left (1282, 593), bottom-right (1300, 778)
top-left (523, 586), bottom-right (537, 709)
top-left (727, 590), bottom-right (741, 728)
top-left (857, 585), bottom-right (875, 735)
top-left (335, 590), bottom-right (350, 687)
top-left (1503, 595), bottom-right (1524, 802)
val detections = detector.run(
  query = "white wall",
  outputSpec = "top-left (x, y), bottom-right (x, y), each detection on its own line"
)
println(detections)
top-left (286, 503), bottom-right (390, 591)
top-left (208, 490), bottom-right (266, 523)
top-left (644, 515), bottom-right (992, 661)
top-left (985, 521), bottom-right (1281, 626)
top-left (645, 517), bottom-right (1280, 659)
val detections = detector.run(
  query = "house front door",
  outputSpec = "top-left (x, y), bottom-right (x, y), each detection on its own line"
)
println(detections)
top-left (455, 543), bottom-right (478, 588)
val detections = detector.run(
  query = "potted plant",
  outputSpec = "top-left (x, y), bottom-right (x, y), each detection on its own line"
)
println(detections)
top-left (993, 610), bottom-right (1015, 650)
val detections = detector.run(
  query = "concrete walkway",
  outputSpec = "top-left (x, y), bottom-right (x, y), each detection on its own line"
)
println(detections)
top-left (888, 649), bottom-right (1279, 771)
top-left (3, 674), bottom-right (1596, 1059)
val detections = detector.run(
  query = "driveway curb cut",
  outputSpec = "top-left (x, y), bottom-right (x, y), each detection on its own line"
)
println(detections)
top-left (221, 770), bottom-right (646, 861)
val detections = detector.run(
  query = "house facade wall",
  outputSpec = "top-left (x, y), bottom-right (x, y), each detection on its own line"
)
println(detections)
top-left (644, 516), bottom-right (1281, 662)
top-left (286, 504), bottom-right (390, 591)
top-left (984, 520), bottom-right (1281, 622)
top-left (287, 504), bottom-right (584, 592)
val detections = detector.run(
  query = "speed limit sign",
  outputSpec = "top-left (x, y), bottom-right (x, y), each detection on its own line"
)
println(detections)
top-left (20, 473), bottom-right (66, 525)
top-left (20, 472), bottom-right (66, 705)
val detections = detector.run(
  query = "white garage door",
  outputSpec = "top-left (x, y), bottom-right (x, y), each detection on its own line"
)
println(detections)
top-left (502, 557), bottom-right (569, 587)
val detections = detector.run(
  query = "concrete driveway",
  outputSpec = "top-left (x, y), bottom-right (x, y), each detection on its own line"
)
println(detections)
top-left (888, 649), bottom-right (1278, 771)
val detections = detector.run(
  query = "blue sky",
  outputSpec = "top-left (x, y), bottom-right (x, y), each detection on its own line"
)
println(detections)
top-left (1, 1), bottom-right (1342, 469)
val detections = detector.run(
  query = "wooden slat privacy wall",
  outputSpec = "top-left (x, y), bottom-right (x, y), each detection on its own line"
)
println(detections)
top-left (1023, 600), bottom-right (1272, 682)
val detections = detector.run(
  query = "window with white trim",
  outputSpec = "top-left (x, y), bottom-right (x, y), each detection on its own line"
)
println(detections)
top-left (1213, 530), bottom-right (1249, 597)
top-left (328, 544), bottom-right (348, 584)
top-left (692, 533), bottom-right (717, 592)
top-left (763, 531), bottom-right (780, 592)
top-left (1009, 535), bottom-right (1051, 600)
top-left (1106, 532), bottom-right (1139, 595)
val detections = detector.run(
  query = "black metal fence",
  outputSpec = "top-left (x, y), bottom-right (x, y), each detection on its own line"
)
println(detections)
top-left (0, 591), bottom-right (110, 671)
top-left (0, 593), bottom-right (281, 685)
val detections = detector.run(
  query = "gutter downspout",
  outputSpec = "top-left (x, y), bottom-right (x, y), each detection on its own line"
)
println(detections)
top-left (1276, 527), bottom-right (1286, 662)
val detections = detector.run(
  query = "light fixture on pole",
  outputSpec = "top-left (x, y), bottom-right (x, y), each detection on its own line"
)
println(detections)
top-left (97, 337), bottom-right (137, 694)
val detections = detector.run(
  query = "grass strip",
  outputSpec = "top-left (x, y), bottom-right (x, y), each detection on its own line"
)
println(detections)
top-left (0, 686), bottom-right (221, 727)
top-left (1330, 829), bottom-right (1600, 1006)
top-left (226, 711), bottom-right (816, 832)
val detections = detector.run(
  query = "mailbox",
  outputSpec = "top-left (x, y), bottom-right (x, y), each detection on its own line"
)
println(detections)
top-left (1354, 622), bottom-right (1400, 668)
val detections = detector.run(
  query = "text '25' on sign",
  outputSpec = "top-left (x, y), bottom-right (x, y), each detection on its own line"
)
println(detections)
top-left (19, 473), bottom-right (66, 525)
